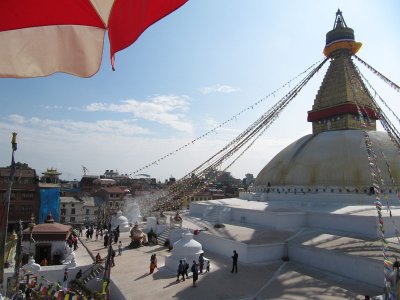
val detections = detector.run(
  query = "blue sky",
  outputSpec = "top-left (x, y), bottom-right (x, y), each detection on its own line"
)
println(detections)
top-left (0, 0), bottom-right (399, 181)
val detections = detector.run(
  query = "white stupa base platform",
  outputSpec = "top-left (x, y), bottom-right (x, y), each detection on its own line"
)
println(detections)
top-left (189, 198), bottom-right (400, 238)
top-left (187, 198), bottom-right (400, 288)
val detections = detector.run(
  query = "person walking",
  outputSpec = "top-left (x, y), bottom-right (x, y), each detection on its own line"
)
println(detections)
top-left (118, 241), bottom-right (123, 256)
top-left (198, 253), bottom-right (205, 273)
top-left (183, 259), bottom-right (190, 279)
top-left (104, 233), bottom-right (109, 248)
top-left (176, 260), bottom-right (185, 281)
top-left (114, 225), bottom-right (120, 244)
top-left (150, 254), bottom-right (158, 274)
top-left (231, 250), bottom-right (238, 273)
top-left (111, 249), bottom-right (116, 267)
top-left (191, 260), bottom-right (199, 287)
top-left (206, 260), bottom-right (210, 273)
top-left (75, 269), bottom-right (82, 280)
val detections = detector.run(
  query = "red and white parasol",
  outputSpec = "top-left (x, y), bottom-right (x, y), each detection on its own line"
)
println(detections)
top-left (0, 0), bottom-right (188, 78)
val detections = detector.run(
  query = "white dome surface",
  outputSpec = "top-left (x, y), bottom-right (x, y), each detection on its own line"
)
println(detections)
top-left (111, 210), bottom-right (130, 232)
top-left (172, 232), bottom-right (203, 257)
top-left (254, 130), bottom-right (400, 189)
top-left (164, 232), bottom-right (204, 271)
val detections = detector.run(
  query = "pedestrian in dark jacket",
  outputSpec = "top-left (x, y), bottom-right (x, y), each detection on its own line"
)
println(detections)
top-left (231, 250), bottom-right (238, 273)
top-left (176, 260), bottom-right (185, 281)
top-left (198, 253), bottom-right (205, 273)
top-left (191, 261), bottom-right (198, 287)
top-left (183, 259), bottom-right (189, 279)
top-left (104, 234), bottom-right (109, 248)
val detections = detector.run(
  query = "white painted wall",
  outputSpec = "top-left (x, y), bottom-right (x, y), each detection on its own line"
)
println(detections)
top-left (288, 244), bottom-right (383, 288)
top-left (193, 232), bottom-right (284, 263)
top-left (21, 240), bottom-right (67, 263)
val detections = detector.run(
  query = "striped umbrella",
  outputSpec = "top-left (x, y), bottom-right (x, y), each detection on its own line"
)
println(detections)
top-left (0, 0), bottom-right (187, 78)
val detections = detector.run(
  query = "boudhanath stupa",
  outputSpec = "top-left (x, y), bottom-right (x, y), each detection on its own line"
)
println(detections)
top-left (189, 9), bottom-right (400, 296)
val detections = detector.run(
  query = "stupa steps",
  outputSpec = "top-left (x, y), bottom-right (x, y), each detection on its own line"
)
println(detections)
top-left (82, 264), bottom-right (104, 284)
top-left (157, 227), bottom-right (171, 246)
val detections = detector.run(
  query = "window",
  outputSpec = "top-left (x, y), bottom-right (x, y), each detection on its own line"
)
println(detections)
top-left (86, 209), bottom-right (89, 215)
top-left (71, 208), bottom-right (75, 215)
top-left (10, 192), bottom-right (16, 200)
top-left (60, 217), bottom-right (65, 223)
top-left (61, 209), bottom-right (66, 215)
top-left (22, 192), bottom-right (34, 200)
top-left (109, 202), bottom-right (113, 206)
top-left (62, 204), bottom-right (66, 208)
top-left (21, 205), bottom-right (33, 213)
top-left (70, 217), bottom-right (75, 222)
top-left (115, 202), bottom-right (119, 207)
top-left (71, 204), bottom-right (75, 207)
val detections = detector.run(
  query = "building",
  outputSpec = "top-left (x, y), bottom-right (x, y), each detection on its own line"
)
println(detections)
top-left (94, 186), bottom-right (129, 215)
top-left (0, 163), bottom-right (40, 231)
top-left (60, 196), bottom-right (83, 225)
top-left (22, 212), bottom-right (72, 265)
top-left (79, 175), bottom-right (99, 194)
top-left (59, 195), bottom-right (97, 226)
top-left (38, 168), bottom-right (62, 224)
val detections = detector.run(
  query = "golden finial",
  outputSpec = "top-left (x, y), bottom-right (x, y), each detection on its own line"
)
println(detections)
top-left (11, 132), bottom-right (17, 151)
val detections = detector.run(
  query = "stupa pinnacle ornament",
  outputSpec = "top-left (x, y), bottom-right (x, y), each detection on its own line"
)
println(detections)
top-left (308, 9), bottom-right (377, 134)
top-left (323, 9), bottom-right (362, 58)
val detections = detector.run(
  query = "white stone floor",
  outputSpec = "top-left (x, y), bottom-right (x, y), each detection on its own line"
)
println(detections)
top-left (79, 222), bottom-right (382, 300)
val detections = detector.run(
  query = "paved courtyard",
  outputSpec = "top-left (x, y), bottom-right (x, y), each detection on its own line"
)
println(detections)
top-left (79, 224), bottom-right (381, 300)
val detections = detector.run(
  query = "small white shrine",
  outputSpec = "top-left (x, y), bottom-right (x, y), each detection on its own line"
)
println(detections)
top-left (111, 210), bottom-right (130, 232)
top-left (164, 231), bottom-right (204, 270)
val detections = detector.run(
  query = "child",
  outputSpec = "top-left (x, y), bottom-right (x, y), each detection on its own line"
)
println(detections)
top-left (206, 260), bottom-right (210, 273)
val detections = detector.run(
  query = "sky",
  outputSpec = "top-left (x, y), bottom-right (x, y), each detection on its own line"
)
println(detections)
top-left (0, 0), bottom-right (399, 182)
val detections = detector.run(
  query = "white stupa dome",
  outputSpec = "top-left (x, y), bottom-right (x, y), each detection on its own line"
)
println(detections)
top-left (254, 130), bottom-right (400, 192)
top-left (172, 232), bottom-right (203, 257)
top-left (111, 210), bottom-right (130, 232)
top-left (164, 231), bottom-right (204, 270)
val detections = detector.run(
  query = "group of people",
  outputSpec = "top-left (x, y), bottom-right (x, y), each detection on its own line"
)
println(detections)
top-left (175, 253), bottom-right (211, 288)
top-left (102, 225), bottom-right (121, 248)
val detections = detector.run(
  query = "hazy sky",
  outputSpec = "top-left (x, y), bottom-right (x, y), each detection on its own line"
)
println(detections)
top-left (0, 0), bottom-right (399, 181)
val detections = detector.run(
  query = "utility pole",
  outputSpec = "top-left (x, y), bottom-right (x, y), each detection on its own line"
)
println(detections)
top-left (102, 223), bottom-right (113, 299)
top-left (0, 132), bottom-right (17, 290)
top-left (8, 219), bottom-right (23, 296)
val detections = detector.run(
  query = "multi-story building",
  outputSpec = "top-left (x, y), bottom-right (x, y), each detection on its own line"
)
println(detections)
top-left (79, 175), bottom-right (99, 194)
top-left (60, 196), bottom-right (83, 225)
top-left (0, 163), bottom-right (40, 231)
top-left (38, 168), bottom-right (61, 224)
top-left (81, 195), bottom-right (97, 225)
top-left (94, 186), bottom-right (128, 214)
top-left (59, 195), bottom-right (97, 226)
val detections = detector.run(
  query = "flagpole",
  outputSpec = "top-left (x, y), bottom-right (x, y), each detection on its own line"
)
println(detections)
top-left (0, 132), bottom-right (17, 292)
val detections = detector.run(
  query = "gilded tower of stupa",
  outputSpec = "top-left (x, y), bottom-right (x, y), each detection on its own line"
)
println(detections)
top-left (308, 9), bottom-right (377, 134)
